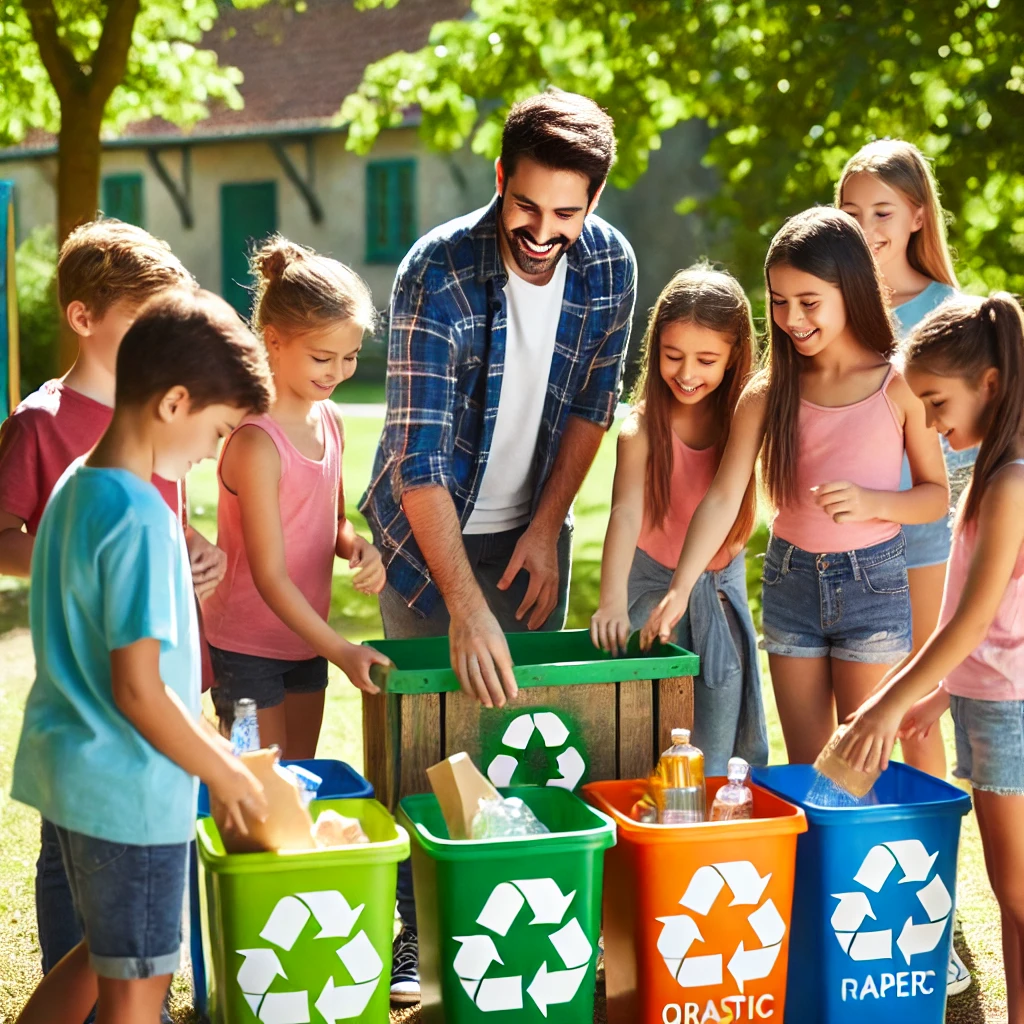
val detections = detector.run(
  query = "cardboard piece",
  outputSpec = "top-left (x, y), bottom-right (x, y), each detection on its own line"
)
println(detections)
top-left (426, 751), bottom-right (501, 840)
top-left (212, 748), bottom-right (316, 853)
top-left (814, 725), bottom-right (881, 798)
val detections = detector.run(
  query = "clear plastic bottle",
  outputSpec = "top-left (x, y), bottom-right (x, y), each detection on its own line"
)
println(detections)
top-left (652, 728), bottom-right (706, 824)
top-left (230, 698), bottom-right (260, 756)
top-left (709, 757), bottom-right (754, 821)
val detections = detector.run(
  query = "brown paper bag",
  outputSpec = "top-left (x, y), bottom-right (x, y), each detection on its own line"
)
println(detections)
top-left (814, 725), bottom-right (881, 798)
top-left (212, 748), bottom-right (316, 853)
top-left (426, 751), bottom-right (500, 840)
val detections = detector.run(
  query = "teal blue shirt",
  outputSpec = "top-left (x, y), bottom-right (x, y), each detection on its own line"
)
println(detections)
top-left (892, 280), bottom-right (956, 338)
top-left (12, 462), bottom-right (199, 845)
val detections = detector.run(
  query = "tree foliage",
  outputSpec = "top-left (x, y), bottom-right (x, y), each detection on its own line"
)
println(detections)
top-left (342, 0), bottom-right (1024, 294)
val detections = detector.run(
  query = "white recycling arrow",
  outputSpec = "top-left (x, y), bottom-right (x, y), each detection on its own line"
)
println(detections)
top-left (236, 948), bottom-right (286, 995)
top-left (840, 929), bottom-right (893, 961)
top-left (297, 890), bottom-right (363, 939)
top-left (748, 899), bottom-right (786, 948)
top-left (831, 891), bottom-right (877, 932)
top-left (715, 862), bottom-right (772, 905)
top-left (486, 754), bottom-right (519, 787)
top-left (887, 840), bottom-right (939, 884)
top-left (259, 895), bottom-right (311, 951)
top-left (916, 874), bottom-right (952, 922)
top-left (336, 930), bottom-right (383, 984)
top-left (854, 845), bottom-right (897, 893)
top-left (454, 935), bottom-right (504, 980)
top-left (257, 991), bottom-right (310, 1024)
top-left (527, 963), bottom-right (588, 1016)
top-left (548, 917), bottom-right (592, 969)
top-left (728, 941), bottom-right (781, 993)
top-left (533, 712), bottom-right (570, 747)
top-left (680, 866), bottom-right (726, 916)
top-left (656, 914), bottom-right (704, 964)
top-left (547, 747), bottom-right (586, 790)
top-left (315, 976), bottom-right (377, 1022)
top-left (897, 918), bottom-right (948, 964)
top-left (476, 881), bottom-right (526, 936)
top-left (500, 715), bottom-right (535, 750)
top-left (472, 977), bottom-right (524, 1012)
top-left (513, 879), bottom-right (576, 925)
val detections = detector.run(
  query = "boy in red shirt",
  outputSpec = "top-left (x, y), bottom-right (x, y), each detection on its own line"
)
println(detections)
top-left (0, 219), bottom-right (224, 1017)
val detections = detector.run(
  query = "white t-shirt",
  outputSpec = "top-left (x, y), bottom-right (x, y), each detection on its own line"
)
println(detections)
top-left (464, 257), bottom-right (568, 535)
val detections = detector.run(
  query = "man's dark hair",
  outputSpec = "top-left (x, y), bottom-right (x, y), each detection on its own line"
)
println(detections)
top-left (500, 88), bottom-right (616, 202)
top-left (116, 288), bottom-right (274, 413)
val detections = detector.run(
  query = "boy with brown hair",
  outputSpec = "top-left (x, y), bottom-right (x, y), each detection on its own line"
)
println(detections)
top-left (13, 288), bottom-right (273, 1024)
top-left (0, 219), bottom-right (224, 1011)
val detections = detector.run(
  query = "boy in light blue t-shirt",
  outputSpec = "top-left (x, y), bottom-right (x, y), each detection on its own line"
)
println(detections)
top-left (12, 288), bottom-right (274, 1024)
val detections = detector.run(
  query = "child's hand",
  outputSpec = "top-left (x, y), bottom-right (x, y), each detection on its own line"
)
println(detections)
top-left (837, 690), bottom-right (905, 774)
top-left (349, 537), bottom-right (386, 595)
top-left (899, 686), bottom-right (950, 740)
top-left (814, 481), bottom-right (878, 524)
top-left (187, 530), bottom-right (227, 601)
top-left (334, 639), bottom-right (391, 695)
top-left (590, 604), bottom-right (632, 657)
top-left (210, 757), bottom-right (267, 836)
top-left (640, 587), bottom-right (689, 650)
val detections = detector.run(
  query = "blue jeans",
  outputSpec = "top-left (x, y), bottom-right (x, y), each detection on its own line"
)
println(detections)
top-left (381, 522), bottom-right (573, 931)
top-left (951, 695), bottom-right (1024, 796)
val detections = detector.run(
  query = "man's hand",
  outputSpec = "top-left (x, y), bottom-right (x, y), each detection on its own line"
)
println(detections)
top-left (187, 528), bottom-right (227, 601)
top-left (449, 606), bottom-right (518, 708)
top-left (590, 603), bottom-right (632, 657)
top-left (497, 523), bottom-right (560, 630)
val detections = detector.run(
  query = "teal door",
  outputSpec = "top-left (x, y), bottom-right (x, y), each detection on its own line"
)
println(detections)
top-left (220, 182), bottom-right (277, 317)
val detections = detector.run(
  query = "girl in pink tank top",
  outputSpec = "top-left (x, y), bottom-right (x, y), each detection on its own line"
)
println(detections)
top-left (203, 237), bottom-right (389, 757)
top-left (592, 265), bottom-right (767, 774)
top-left (642, 209), bottom-right (948, 768)
top-left (840, 294), bottom-right (1024, 1012)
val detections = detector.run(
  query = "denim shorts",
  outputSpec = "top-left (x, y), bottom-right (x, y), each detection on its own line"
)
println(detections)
top-left (760, 532), bottom-right (912, 664)
top-left (53, 824), bottom-right (186, 979)
top-left (209, 646), bottom-right (328, 719)
top-left (950, 695), bottom-right (1024, 795)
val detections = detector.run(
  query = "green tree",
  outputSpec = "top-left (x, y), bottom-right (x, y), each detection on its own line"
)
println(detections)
top-left (342, 0), bottom-right (1024, 295)
top-left (0, 0), bottom-right (276, 366)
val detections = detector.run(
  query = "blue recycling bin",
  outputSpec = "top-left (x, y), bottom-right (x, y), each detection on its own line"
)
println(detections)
top-left (752, 763), bottom-right (971, 1024)
top-left (189, 759), bottom-right (373, 1014)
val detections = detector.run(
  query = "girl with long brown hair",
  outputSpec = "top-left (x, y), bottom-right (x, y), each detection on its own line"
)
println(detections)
top-left (642, 208), bottom-right (948, 771)
top-left (841, 294), bottom-right (1024, 1020)
top-left (838, 139), bottom-right (965, 784)
top-left (592, 263), bottom-right (767, 774)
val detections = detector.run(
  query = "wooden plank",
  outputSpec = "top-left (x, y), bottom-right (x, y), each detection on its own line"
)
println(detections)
top-left (398, 692), bottom-right (442, 804)
top-left (445, 683), bottom-right (618, 785)
top-left (617, 679), bottom-right (654, 779)
top-left (657, 675), bottom-right (694, 756)
top-left (360, 691), bottom-right (391, 807)
top-left (362, 691), bottom-right (443, 808)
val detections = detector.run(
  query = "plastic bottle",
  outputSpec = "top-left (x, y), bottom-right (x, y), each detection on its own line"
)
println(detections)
top-left (230, 698), bottom-right (260, 755)
top-left (651, 727), bottom-right (706, 824)
top-left (709, 757), bottom-right (754, 821)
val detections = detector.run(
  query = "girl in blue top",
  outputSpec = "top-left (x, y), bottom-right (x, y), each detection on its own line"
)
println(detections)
top-left (838, 139), bottom-right (971, 998)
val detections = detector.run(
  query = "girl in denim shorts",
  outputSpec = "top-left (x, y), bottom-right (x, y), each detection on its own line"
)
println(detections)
top-left (838, 139), bottom-right (969, 783)
top-left (203, 238), bottom-right (390, 757)
top-left (840, 293), bottom-right (1024, 1016)
top-left (642, 208), bottom-right (948, 767)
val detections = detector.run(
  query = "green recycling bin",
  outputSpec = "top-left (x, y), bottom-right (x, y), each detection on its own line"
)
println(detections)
top-left (398, 786), bottom-right (616, 1023)
top-left (196, 797), bottom-right (409, 1023)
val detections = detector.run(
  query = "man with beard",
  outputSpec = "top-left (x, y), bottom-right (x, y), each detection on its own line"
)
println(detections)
top-left (361, 86), bottom-right (635, 1002)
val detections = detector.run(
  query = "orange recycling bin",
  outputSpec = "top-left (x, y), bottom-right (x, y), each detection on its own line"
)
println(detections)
top-left (583, 778), bottom-right (807, 1024)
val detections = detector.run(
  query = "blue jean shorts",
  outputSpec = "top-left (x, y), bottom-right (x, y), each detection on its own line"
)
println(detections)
top-left (950, 695), bottom-right (1024, 795)
top-left (209, 645), bottom-right (328, 719)
top-left (53, 824), bottom-right (186, 979)
top-left (760, 532), bottom-right (912, 664)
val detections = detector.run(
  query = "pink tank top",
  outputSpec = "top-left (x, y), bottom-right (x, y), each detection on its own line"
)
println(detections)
top-left (203, 402), bottom-right (342, 661)
top-left (772, 365), bottom-right (904, 554)
top-left (638, 433), bottom-right (731, 572)
top-left (940, 461), bottom-right (1024, 700)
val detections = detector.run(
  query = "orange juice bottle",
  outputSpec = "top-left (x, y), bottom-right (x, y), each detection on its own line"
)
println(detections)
top-left (651, 728), bottom-right (706, 824)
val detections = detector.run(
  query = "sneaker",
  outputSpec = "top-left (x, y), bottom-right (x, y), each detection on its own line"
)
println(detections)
top-left (947, 945), bottom-right (971, 996)
top-left (390, 925), bottom-right (421, 1005)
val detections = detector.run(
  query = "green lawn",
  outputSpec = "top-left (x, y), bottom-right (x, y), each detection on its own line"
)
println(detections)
top-left (0, 414), bottom-right (1006, 1022)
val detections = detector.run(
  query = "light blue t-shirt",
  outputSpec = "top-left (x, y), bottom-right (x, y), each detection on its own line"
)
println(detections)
top-left (12, 462), bottom-right (199, 845)
top-left (892, 280), bottom-right (956, 338)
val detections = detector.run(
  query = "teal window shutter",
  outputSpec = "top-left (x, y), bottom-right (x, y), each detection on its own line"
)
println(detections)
top-left (366, 159), bottom-right (417, 263)
top-left (102, 174), bottom-right (145, 227)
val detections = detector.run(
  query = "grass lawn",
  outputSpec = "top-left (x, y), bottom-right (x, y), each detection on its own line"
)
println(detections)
top-left (0, 413), bottom-right (1006, 1022)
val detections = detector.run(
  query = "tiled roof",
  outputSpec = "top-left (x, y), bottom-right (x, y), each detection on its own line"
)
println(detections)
top-left (3, 0), bottom-right (469, 153)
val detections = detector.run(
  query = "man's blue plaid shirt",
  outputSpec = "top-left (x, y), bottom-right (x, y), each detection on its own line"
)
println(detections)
top-left (360, 196), bottom-right (636, 615)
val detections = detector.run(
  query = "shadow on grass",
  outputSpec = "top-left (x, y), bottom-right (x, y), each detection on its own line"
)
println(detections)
top-left (945, 935), bottom-right (989, 1023)
top-left (0, 582), bottom-right (29, 637)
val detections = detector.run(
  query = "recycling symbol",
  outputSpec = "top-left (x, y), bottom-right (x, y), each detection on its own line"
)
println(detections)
top-left (830, 839), bottom-right (952, 963)
top-left (453, 878), bottom-right (594, 1016)
top-left (236, 890), bottom-right (384, 1022)
top-left (657, 861), bottom-right (786, 993)
top-left (486, 711), bottom-right (587, 791)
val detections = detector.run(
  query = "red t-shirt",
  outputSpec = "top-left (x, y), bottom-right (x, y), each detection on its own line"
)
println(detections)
top-left (0, 379), bottom-right (181, 531)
